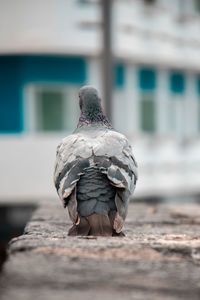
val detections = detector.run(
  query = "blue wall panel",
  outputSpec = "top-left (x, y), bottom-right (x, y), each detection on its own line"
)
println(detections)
top-left (0, 55), bottom-right (86, 133)
top-left (0, 57), bottom-right (22, 132)
top-left (20, 56), bottom-right (86, 84)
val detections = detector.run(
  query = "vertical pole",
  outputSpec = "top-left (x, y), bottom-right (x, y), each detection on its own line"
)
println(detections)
top-left (102, 0), bottom-right (113, 121)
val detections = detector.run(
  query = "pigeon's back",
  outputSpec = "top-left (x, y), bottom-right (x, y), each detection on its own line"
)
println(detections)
top-left (54, 86), bottom-right (138, 236)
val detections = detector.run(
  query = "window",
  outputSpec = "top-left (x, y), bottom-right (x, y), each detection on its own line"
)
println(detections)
top-left (140, 94), bottom-right (155, 132)
top-left (139, 69), bottom-right (156, 91)
top-left (114, 64), bottom-right (125, 88)
top-left (195, 0), bottom-right (200, 13)
top-left (170, 72), bottom-right (185, 94)
top-left (138, 68), bottom-right (157, 133)
top-left (36, 90), bottom-right (64, 132)
top-left (78, 0), bottom-right (99, 5)
top-left (25, 85), bottom-right (80, 133)
top-left (168, 72), bottom-right (186, 135)
top-left (197, 77), bottom-right (200, 131)
top-left (143, 0), bottom-right (156, 5)
top-left (197, 77), bottom-right (200, 96)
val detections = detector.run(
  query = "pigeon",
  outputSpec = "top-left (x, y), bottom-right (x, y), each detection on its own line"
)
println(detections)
top-left (54, 86), bottom-right (138, 236)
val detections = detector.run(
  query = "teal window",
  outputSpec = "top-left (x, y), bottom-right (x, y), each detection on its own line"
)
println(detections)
top-left (197, 77), bottom-right (200, 131)
top-left (140, 94), bottom-right (155, 132)
top-left (78, 0), bottom-right (91, 4)
top-left (115, 64), bottom-right (125, 87)
top-left (197, 77), bottom-right (200, 96)
top-left (195, 0), bottom-right (200, 12)
top-left (139, 69), bottom-right (156, 91)
top-left (170, 72), bottom-right (185, 94)
top-left (36, 91), bottom-right (64, 132)
top-left (139, 68), bottom-right (157, 133)
top-left (144, 0), bottom-right (156, 4)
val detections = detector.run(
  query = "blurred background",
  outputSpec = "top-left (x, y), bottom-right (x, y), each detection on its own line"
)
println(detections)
top-left (0, 0), bottom-right (200, 205)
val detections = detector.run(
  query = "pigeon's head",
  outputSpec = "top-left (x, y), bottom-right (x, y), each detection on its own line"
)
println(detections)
top-left (77, 85), bottom-right (111, 128)
top-left (78, 86), bottom-right (101, 111)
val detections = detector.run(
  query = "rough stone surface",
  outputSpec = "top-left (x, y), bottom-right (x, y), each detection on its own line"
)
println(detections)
top-left (1, 199), bottom-right (200, 300)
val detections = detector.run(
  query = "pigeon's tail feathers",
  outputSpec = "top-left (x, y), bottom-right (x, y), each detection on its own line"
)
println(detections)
top-left (68, 214), bottom-right (113, 236)
top-left (68, 212), bottom-right (125, 237)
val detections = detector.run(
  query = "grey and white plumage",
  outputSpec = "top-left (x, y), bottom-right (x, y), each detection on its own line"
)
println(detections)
top-left (54, 86), bottom-right (138, 236)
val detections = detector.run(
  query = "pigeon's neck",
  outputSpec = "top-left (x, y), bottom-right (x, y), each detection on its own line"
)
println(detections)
top-left (77, 104), bottom-right (112, 128)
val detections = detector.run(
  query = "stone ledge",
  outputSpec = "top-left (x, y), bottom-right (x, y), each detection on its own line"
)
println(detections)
top-left (1, 199), bottom-right (200, 300)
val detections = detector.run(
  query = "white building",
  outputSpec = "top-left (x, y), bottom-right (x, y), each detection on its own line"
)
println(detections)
top-left (0, 0), bottom-right (200, 201)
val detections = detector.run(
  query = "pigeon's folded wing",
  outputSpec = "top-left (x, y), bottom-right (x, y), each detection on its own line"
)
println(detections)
top-left (54, 128), bottom-right (138, 226)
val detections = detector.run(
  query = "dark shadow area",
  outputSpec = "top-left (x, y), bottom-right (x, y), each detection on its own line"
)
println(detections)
top-left (0, 203), bottom-right (36, 271)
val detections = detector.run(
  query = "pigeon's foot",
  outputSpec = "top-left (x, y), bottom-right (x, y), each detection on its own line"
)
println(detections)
top-left (68, 213), bottom-right (125, 237)
top-left (68, 215), bottom-right (91, 236)
top-left (112, 230), bottom-right (125, 237)
top-left (109, 210), bottom-right (125, 237)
